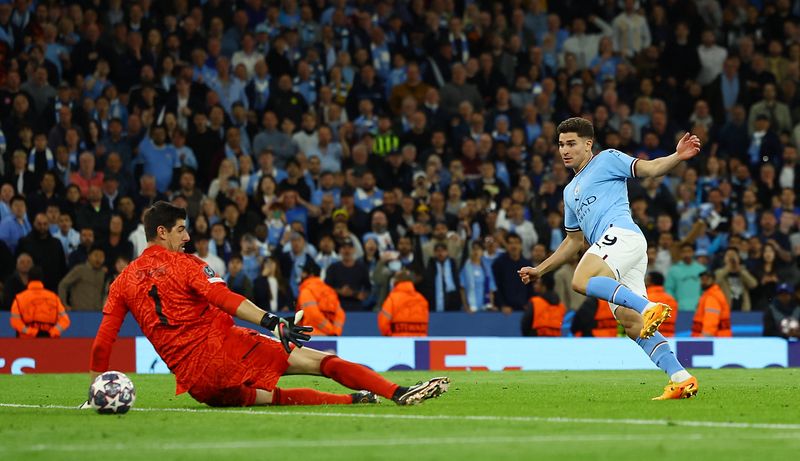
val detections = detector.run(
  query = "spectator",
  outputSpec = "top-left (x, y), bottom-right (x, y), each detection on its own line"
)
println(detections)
top-left (4, 150), bottom-right (36, 195)
top-left (253, 256), bottom-right (293, 313)
top-left (645, 272), bottom-right (678, 337)
top-left (2, 252), bottom-right (34, 311)
top-left (422, 242), bottom-right (462, 312)
top-left (137, 125), bottom-right (178, 193)
top-left (459, 240), bottom-right (496, 312)
top-left (10, 267), bottom-right (70, 338)
top-left (521, 276), bottom-right (566, 337)
top-left (562, 16), bottom-right (613, 70)
top-left (389, 63), bottom-right (431, 115)
top-left (691, 270), bottom-right (732, 337)
top-left (666, 243), bottom-right (706, 312)
top-left (763, 283), bottom-right (800, 338)
top-left (492, 233), bottom-right (533, 313)
top-left (611, 0), bottom-right (651, 58)
top-left (68, 227), bottom-right (95, 269)
top-left (0, 194), bottom-right (30, 253)
top-left (554, 252), bottom-right (585, 311)
top-left (52, 212), bottom-right (80, 261)
top-left (696, 29), bottom-right (728, 86)
top-left (224, 253), bottom-right (254, 300)
top-left (58, 246), bottom-right (106, 311)
top-left (208, 222), bottom-right (233, 265)
top-left (497, 202), bottom-right (538, 259)
top-left (325, 240), bottom-right (371, 311)
top-left (75, 185), bottom-right (112, 237)
top-left (239, 233), bottom-right (263, 282)
top-left (192, 233), bottom-right (226, 278)
top-left (16, 212), bottom-right (67, 291)
top-left (313, 234), bottom-right (340, 280)
top-left (571, 297), bottom-right (620, 337)
top-left (751, 241), bottom-right (800, 309)
top-left (296, 258), bottom-right (345, 336)
top-left (378, 269), bottom-right (429, 337)
top-left (440, 63), bottom-right (482, 118)
top-left (69, 152), bottom-right (104, 199)
top-left (715, 248), bottom-right (758, 312)
top-left (748, 83), bottom-right (792, 136)
top-left (100, 214), bottom-right (133, 271)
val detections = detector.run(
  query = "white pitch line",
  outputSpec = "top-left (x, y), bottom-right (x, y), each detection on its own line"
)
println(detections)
top-left (1, 402), bottom-right (800, 431)
top-left (6, 433), bottom-right (800, 453)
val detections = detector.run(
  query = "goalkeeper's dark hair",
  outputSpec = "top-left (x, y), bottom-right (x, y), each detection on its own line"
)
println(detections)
top-left (144, 201), bottom-right (187, 241)
top-left (557, 117), bottom-right (595, 140)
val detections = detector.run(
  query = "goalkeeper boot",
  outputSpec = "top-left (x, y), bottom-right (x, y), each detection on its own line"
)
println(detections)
top-left (351, 390), bottom-right (379, 404)
top-left (640, 303), bottom-right (672, 339)
top-left (393, 377), bottom-right (450, 405)
top-left (652, 376), bottom-right (699, 400)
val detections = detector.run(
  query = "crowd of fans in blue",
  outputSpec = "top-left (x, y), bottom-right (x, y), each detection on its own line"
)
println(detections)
top-left (0, 0), bottom-right (799, 337)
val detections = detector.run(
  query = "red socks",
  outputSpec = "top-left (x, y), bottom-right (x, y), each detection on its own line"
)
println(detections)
top-left (272, 387), bottom-right (353, 405)
top-left (319, 355), bottom-right (399, 399)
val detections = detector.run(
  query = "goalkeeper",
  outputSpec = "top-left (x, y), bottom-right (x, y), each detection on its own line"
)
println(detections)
top-left (87, 201), bottom-right (448, 407)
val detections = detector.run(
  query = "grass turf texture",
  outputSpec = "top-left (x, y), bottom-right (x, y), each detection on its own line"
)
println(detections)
top-left (1, 369), bottom-right (799, 461)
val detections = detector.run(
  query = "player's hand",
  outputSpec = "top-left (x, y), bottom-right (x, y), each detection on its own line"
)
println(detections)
top-left (273, 311), bottom-right (313, 354)
top-left (517, 266), bottom-right (540, 285)
top-left (675, 132), bottom-right (701, 161)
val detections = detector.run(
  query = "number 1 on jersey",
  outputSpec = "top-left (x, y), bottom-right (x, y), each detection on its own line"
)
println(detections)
top-left (148, 285), bottom-right (170, 326)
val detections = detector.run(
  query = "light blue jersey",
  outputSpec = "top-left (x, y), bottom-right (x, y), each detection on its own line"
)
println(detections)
top-left (563, 149), bottom-right (643, 244)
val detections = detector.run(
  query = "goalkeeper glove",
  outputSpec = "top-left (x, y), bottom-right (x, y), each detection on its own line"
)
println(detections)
top-left (260, 311), bottom-right (313, 353)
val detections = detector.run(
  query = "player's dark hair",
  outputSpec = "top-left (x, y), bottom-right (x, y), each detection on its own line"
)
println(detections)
top-left (506, 232), bottom-right (522, 244)
top-left (144, 201), bottom-right (187, 241)
top-left (557, 117), bottom-right (595, 140)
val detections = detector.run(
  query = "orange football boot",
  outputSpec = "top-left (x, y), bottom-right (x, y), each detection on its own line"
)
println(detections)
top-left (652, 376), bottom-right (699, 400)
top-left (640, 303), bottom-right (672, 339)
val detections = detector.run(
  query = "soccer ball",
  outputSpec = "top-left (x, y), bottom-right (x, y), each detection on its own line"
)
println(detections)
top-left (89, 371), bottom-right (136, 414)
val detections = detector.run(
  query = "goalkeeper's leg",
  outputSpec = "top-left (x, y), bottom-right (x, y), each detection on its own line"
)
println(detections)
top-left (252, 388), bottom-right (378, 405)
top-left (286, 346), bottom-right (400, 399)
top-left (285, 346), bottom-right (449, 405)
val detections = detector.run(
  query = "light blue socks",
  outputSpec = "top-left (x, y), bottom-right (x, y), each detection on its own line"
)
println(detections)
top-left (636, 332), bottom-right (689, 381)
top-left (586, 276), bottom-right (650, 313)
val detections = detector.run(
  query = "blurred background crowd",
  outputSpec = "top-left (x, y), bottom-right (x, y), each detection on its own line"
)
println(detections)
top-left (1, 0), bottom-right (800, 338)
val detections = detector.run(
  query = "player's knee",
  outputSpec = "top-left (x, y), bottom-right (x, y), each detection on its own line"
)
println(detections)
top-left (571, 276), bottom-right (588, 295)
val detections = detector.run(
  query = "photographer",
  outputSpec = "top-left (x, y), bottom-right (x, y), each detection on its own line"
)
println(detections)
top-left (714, 247), bottom-right (758, 312)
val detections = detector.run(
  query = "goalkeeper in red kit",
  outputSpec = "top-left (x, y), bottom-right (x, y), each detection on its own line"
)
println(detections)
top-left (84, 202), bottom-right (448, 407)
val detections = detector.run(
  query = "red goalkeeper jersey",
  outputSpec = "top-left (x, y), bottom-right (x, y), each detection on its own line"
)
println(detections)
top-left (91, 245), bottom-right (246, 394)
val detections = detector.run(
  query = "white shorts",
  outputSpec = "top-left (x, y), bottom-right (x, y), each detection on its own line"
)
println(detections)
top-left (584, 226), bottom-right (648, 317)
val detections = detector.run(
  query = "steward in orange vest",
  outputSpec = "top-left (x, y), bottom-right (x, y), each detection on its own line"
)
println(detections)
top-left (692, 271), bottom-right (732, 337)
top-left (296, 258), bottom-right (346, 336)
top-left (646, 272), bottom-right (678, 337)
top-left (571, 298), bottom-right (621, 337)
top-left (521, 276), bottom-right (566, 336)
top-left (378, 270), bottom-right (429, 336)
top-left (10, 269), bottom-right (70, 338)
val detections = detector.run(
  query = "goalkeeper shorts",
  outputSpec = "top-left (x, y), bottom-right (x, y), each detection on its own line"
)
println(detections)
top-left (188, 326), bottom-right (290, 406)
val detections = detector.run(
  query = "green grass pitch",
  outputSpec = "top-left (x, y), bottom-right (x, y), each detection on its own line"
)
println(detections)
top-left (1, 369), bottom-right (799, 460)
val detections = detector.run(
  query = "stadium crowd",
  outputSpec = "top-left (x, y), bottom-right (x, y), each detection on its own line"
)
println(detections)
top-left (1, 0), bottom-right (800, 338)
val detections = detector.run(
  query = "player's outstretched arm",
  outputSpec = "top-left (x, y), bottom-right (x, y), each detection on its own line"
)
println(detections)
top-left (634, 132), bottom-right (701, 178)
top-left (518, 231), bottom-right (584, 284)
top-left (233, 298), bottom-right (312, 353)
